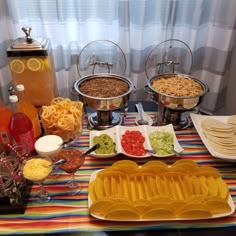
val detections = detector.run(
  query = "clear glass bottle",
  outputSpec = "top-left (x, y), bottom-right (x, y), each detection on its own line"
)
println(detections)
top-left (16, 84), bottom-right (42, 139)
top-left (8, 95), bottom-right (36, 154)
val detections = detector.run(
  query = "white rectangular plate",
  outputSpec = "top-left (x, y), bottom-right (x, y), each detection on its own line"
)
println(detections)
top-left (88, 169), bottom-right (235, 221)
top-left (190, 113), bottom-right (236, 161)
top-left (89, 124), bottom-right (183, 158)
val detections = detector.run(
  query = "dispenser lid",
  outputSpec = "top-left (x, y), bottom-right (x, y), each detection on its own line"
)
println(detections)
top-left (7, 27), bottom-right (49, 57)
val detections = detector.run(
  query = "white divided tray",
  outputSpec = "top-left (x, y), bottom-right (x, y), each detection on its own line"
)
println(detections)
top-left (89, 124), bottom-right (184, 158)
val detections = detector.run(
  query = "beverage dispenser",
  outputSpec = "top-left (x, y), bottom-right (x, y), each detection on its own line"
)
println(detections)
top-left (7, 27), bottom-right (58, 108)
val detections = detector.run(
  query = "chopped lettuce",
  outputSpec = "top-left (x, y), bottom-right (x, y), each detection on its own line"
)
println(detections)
top-left (149, 130), bottom-right (174, 155)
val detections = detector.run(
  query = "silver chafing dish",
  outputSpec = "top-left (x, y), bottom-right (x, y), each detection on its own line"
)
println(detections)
top-left (72, 40), bottom-right (134, 130)
top-left (73, 73), bottom-right (133, 111)
top-left (145, 39), bottom-right (209, 129)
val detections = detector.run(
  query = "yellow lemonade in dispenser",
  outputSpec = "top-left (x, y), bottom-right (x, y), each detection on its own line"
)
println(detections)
top-left (7, 27), bottom-right (58, 108)
top-left (9, 56), bottom-right (57, 107)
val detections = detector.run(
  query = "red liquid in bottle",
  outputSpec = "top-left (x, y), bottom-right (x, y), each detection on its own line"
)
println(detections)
top-left (8, 95), bottom-right (35, 153)
top-left (16, 84), bottom-right (42, 139)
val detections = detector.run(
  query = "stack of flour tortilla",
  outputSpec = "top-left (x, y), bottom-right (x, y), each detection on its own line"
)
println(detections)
top-left (228, 115), bottom-right (236, 130)
top-left (201, 115), bottom-right (236, 156)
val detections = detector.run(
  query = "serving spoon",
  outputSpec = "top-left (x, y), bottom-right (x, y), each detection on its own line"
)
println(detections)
top-left (50, 158), bottom-right (67, 167)
top-left (49, 144), bottom-right (100, 167)
top-left (80, 143), bottom-right (100, 157)
top-left (62, 140), bottom-right (81, 149)
top-left (62, 142), bottom-right (100, 155)
top-left (137, 102), bottom-right (149, 125)
top-left (145, 147), bottom-right (180, 157)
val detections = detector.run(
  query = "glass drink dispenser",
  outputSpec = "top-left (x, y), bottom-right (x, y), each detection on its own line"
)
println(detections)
top-left (7, 27), bottom-right (58, 108)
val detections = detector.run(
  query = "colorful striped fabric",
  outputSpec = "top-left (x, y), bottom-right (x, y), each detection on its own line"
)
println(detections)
top-left (0, 112), bottom-right (236, 235)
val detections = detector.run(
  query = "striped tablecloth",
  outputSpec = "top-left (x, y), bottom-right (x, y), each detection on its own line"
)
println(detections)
top-left (0, 112), bottom-right (236, 235)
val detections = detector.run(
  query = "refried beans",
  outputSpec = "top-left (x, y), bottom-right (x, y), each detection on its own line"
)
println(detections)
top-left (79, 77), bottom-right (129, 98)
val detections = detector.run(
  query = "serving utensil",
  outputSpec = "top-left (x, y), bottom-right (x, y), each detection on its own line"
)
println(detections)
top-left (81, 143), bottom-right (100, 157)
top-left (50, 158), bottom-right (67, 167)
top-left (62, 142), bottom-right (100, 156)
top-left (136, 102), bottom-right (149, 125)
top-left (145, 147), bottom-right (180, 157)
top-left (62, 141), bottom-right (80, 149)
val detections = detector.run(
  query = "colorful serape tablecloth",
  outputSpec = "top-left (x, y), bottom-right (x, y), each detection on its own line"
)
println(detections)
top-left (0, 112), bottom-right (236, 235)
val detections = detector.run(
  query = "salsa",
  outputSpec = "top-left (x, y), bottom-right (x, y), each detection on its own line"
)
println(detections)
top-left (55, 149), bottom-right (85, 173)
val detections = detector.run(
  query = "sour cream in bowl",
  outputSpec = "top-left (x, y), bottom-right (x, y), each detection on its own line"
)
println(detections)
top-left (35, 135), bottom-right (63, 159)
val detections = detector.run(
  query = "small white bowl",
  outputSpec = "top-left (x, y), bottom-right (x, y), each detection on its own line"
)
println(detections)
top-left (35, 135), bottom-right (63, 159)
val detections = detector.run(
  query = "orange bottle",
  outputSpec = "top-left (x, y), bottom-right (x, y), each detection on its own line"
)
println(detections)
top-left (15, 84), bottom-right (42, 139)
top-left (0, 98), bottom-right (12, 150)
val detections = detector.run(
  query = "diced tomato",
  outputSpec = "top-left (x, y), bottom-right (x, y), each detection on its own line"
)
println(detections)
top-left (121, 130), bottom-right (147, 156)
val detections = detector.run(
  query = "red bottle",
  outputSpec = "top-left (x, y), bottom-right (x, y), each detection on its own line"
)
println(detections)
top-left (0, 98), bottom-right (12, 151)
top-left (16, 84), bottom-right (42, 139)
top-left (8, 95), bottom-right (36, 153)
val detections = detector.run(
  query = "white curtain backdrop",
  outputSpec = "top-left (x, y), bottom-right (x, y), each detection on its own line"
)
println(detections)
top-left (0, 0), bottom-right (236, 114)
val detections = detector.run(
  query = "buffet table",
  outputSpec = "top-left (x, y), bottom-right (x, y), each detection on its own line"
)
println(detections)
top-left (0, 112), bottom-right (236, 235)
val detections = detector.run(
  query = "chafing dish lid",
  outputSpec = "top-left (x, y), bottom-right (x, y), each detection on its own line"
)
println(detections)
top-left (145, 39), bottom-right (193, 79)
top-left (78, 40), bottom-right (126, 77)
